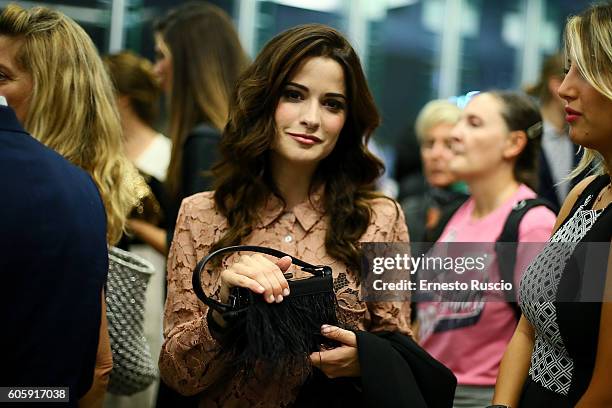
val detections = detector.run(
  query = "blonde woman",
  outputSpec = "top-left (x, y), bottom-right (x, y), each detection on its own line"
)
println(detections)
top-left (401, 99), bottom-right (466, 244)
top-left (0, 5), bottom-right (136, 243)
top-left (493, 3), bottom-right (612, 407)
top-left (526, 54), bottom-right (584, 210)
top-left (0, 4), bottom-right (139, 406)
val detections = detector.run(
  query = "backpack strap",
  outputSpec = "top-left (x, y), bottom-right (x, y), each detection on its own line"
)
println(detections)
top-left (425, 194), bottom-right (469, 244)
top-left (495, 198), bottom-right (557, 320)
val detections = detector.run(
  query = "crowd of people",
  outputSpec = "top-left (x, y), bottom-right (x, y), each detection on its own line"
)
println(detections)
top-left (1, 1), bottom-right (612, 407)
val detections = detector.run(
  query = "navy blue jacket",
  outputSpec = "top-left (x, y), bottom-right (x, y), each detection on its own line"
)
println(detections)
top-left (0, 105), bottom-right (108, 405)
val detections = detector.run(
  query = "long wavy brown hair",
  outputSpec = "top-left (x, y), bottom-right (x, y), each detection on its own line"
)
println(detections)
top-left (154, 2), bottom-right (249, 198)
top-left (212, 24), bottom-right (388, 270)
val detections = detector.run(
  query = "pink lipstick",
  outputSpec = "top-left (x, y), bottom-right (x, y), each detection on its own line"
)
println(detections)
top-left (287, 132), bottom-right (322, 145)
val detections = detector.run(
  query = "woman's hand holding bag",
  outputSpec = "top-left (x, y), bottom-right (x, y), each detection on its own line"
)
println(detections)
top-left (212, 254), bottom-right (292, 327)
top-left (192, 245), bottom-right (341, 384)
top-left (220, 254), bottom-right (292, 303)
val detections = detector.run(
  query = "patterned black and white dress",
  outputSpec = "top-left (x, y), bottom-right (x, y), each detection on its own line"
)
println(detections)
top-left (519, 175), bottom-right (612, 406)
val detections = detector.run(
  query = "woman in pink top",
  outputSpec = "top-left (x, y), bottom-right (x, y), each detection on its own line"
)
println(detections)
top-left (418, 91), bottom-right (557, 407)
top-left (159, 24), bottom-right (410, 407)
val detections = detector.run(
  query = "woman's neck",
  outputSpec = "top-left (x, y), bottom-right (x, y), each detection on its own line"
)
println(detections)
top-left (467, 168), bottom-right (521, 220)
top-left (270, 156), bottom-right (317, 209)
top-left (122, 112), bottom-right (158, 163)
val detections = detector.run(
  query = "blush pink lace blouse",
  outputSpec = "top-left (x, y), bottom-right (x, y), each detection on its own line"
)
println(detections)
top-left (160, 191), bottom-right (411, 407)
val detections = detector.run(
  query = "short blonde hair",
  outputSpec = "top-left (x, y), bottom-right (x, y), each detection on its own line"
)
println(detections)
top-left (564, 3), bottom-right (612, 178)
top-left (0, 4), bottom-right (139, 244)
top-left (415, 99), bottom-right (461, 143)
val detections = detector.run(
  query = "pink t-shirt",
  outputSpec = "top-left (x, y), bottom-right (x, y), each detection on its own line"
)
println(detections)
top-left (419, 185), bottom-right (556, 386)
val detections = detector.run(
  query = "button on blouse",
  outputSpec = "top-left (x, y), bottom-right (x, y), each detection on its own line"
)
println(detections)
top-left (159, 190), bottom-right (411, 407)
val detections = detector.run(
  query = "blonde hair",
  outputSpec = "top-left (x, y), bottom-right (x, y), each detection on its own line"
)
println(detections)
top-left (415, 99), bottom-right (461, 143)
top-left (0, 4), bottom-right (139, 244)
top-left (564, 2), bottom-right (612, 178)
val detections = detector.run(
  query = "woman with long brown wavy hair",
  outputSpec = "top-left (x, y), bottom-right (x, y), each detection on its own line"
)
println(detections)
top-left (159, 23), bottom-right (411, 407)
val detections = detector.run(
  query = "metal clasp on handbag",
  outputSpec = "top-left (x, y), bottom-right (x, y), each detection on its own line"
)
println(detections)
top-left (192, 245), bottom-right (333, 315)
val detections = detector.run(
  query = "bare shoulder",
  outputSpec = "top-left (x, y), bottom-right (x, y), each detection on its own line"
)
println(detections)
top-left (553, 175), bottom-right (598, 233)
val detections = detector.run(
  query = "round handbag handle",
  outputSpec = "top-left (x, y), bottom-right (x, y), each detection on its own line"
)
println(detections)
top-left (192, 245), bottom-right (332, 314)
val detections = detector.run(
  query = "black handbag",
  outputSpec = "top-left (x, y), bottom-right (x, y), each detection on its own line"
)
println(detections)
top-left (192, 245), bottom-right (340, 383)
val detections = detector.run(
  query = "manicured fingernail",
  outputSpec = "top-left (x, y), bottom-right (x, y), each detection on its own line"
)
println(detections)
top-left (268, 294), bottom-right (275, 303)
top-left (321, 324), bottom-right (332, 333)
top-left (276, 295), bottom-right (283, 303)
top-left (283, 288), bottom-right (290, 296)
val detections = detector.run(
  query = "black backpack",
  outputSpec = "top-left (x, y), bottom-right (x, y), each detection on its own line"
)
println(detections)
top-left (494, 198), bottom-right (557, 320)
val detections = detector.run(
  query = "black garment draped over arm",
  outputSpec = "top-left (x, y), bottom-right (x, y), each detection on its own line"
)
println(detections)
top-left (294, 331), bottom-right (456, 408)
top-left (357, 331), bottom-right (456, 408)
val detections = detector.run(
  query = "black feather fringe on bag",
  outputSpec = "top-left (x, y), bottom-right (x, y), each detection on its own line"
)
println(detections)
top-left (193, 245), bottom-right (341, 384)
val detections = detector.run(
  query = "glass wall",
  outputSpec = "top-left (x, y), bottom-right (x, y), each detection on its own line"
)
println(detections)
top-left (3, 0), bottom-right (596, 179)
top-left (256, 1), bottom-right (342, 50)
top-left (378, 1), bottom-right (441, 176)
top-left (129, 0), bottom-right (236, 61)
top-left (459, 0), bottom-right (523, 94)
top-left (0, 0), bottom-right (113, 51)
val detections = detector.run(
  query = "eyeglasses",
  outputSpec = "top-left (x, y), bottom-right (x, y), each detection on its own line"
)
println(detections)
top-left (448, 90), bottom-right (480, 109)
